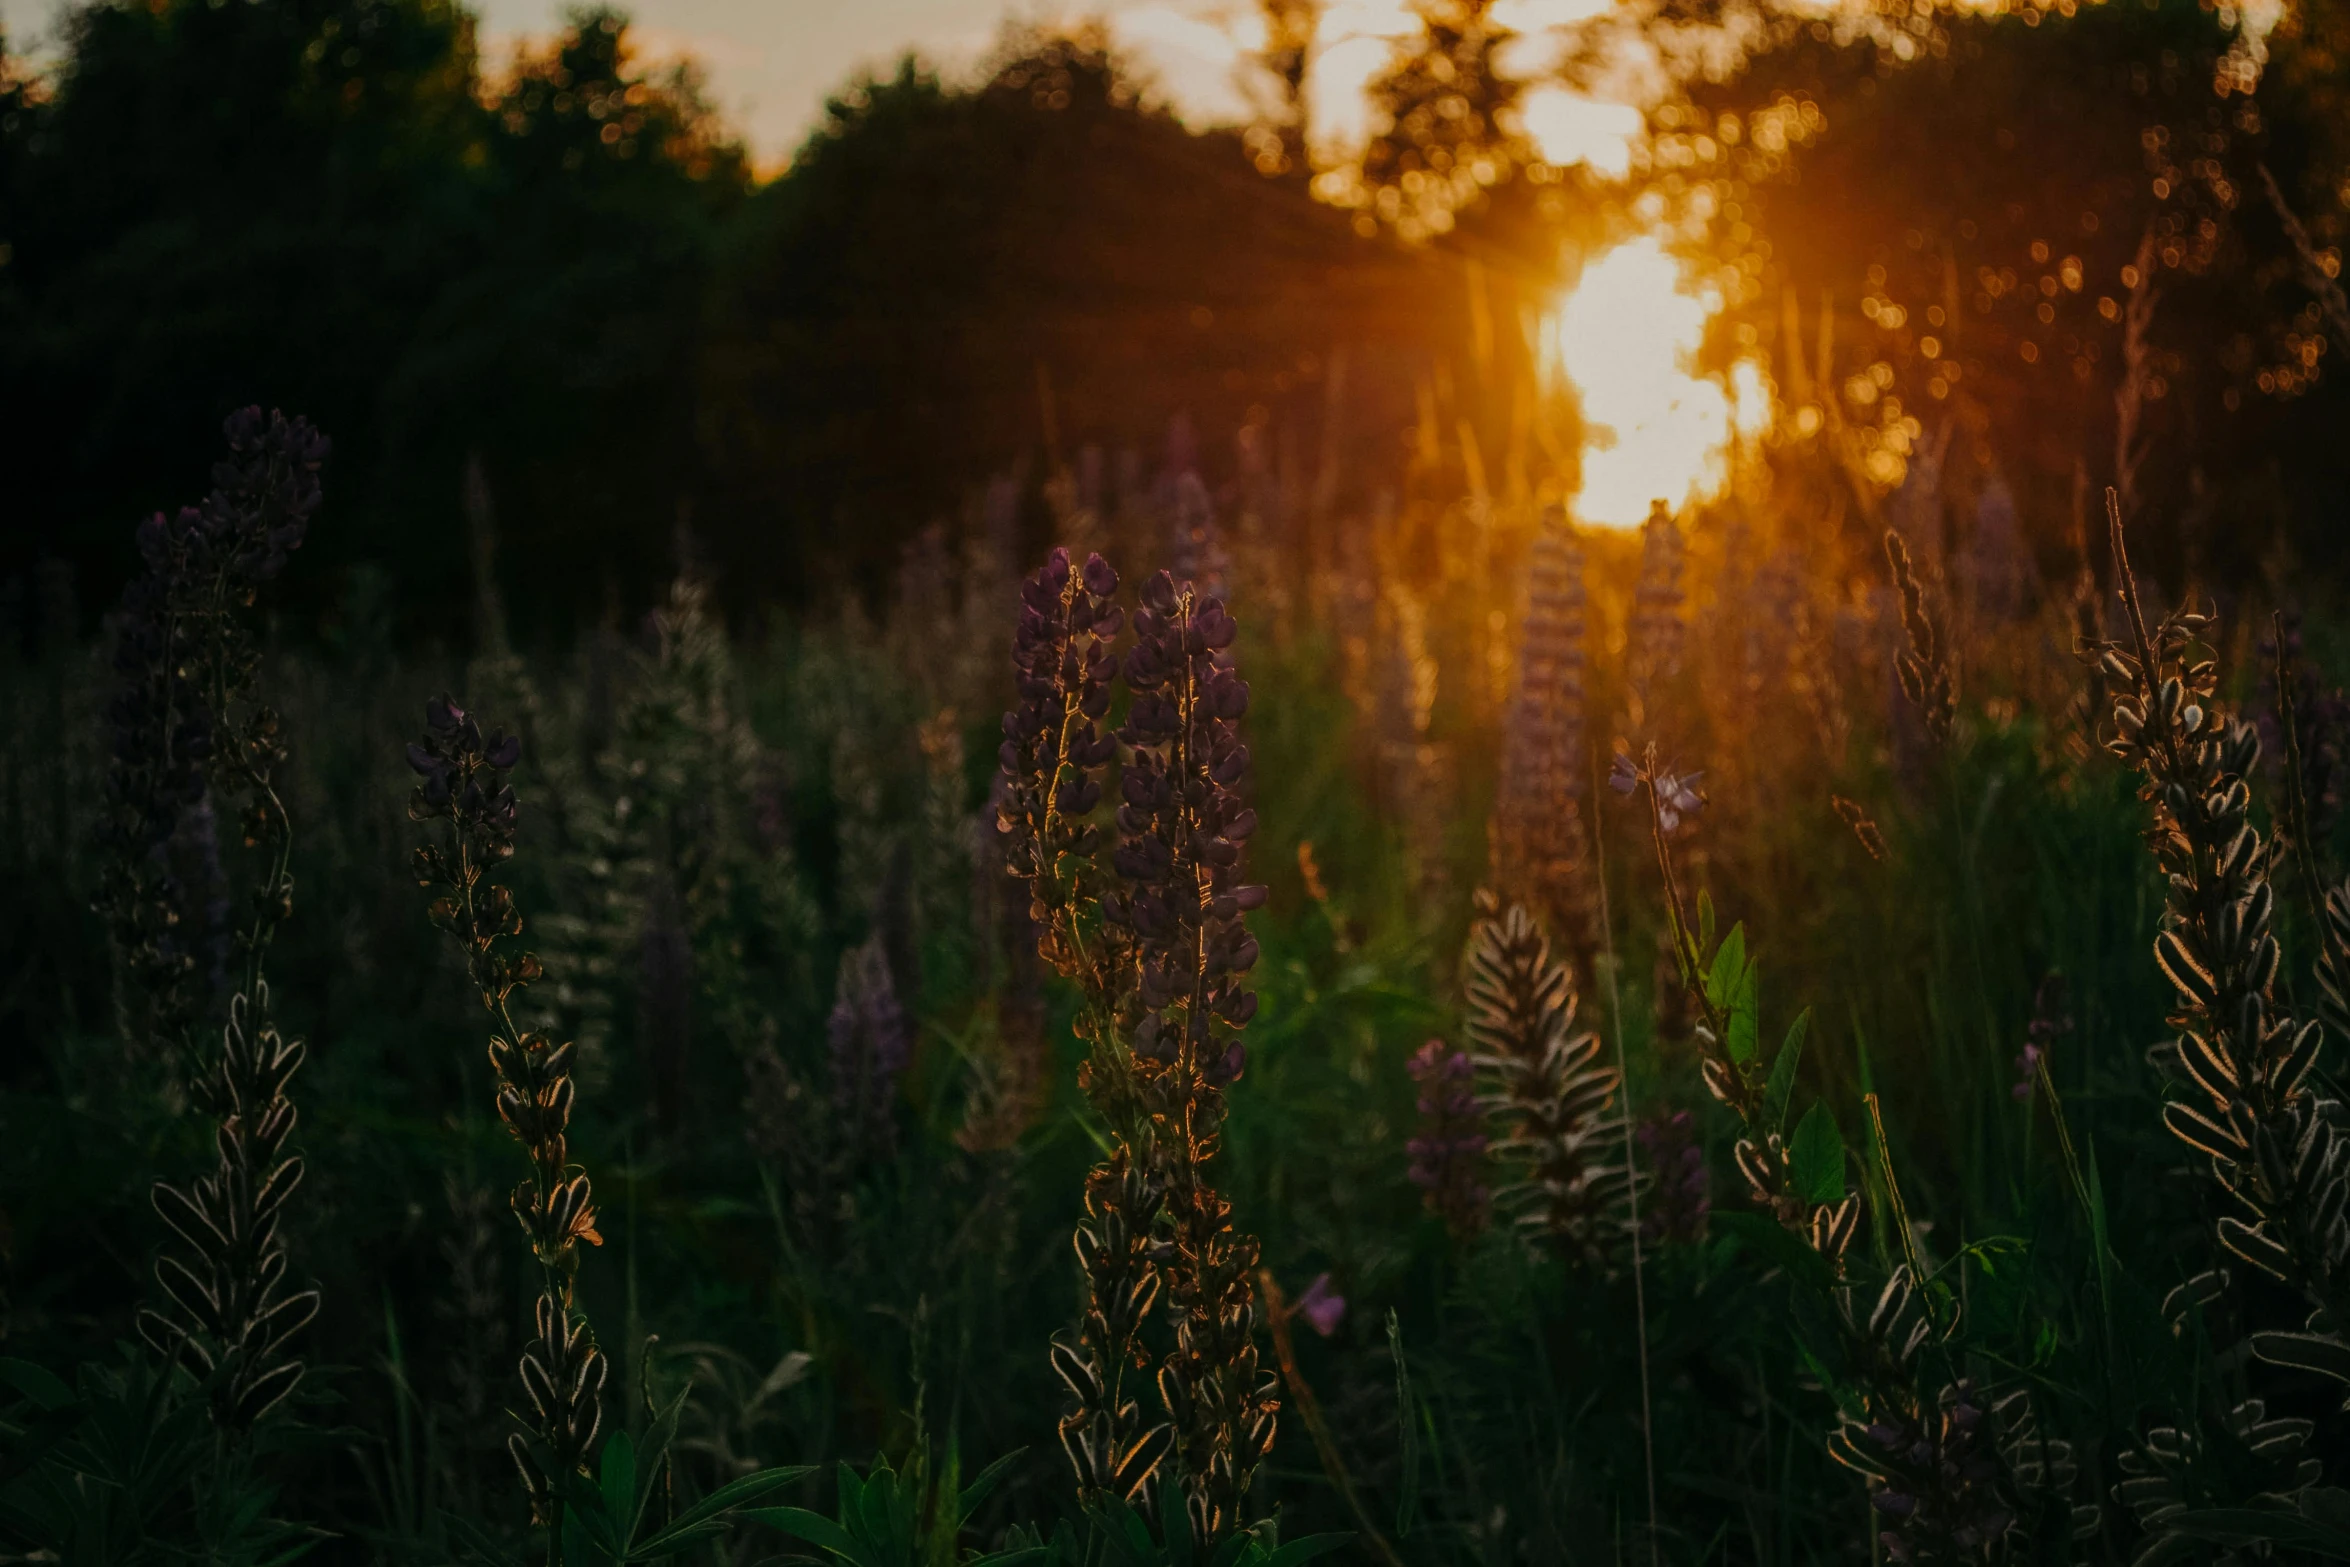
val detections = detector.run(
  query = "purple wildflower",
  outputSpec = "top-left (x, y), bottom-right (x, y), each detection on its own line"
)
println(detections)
top-left (1295, 1273), bottom-right (1346, 1338)
top-left (2013, 973), bottom-right (2073, 1102)
top-left (1406, 1040), bottom-right (1489, 1237)
top-left (1108, 570), bottom-right (1263, 1087)
top-left (1635, 1109), bottom-right (1711, 1242)
top-left (828, 936), bottom-right (912, 1163)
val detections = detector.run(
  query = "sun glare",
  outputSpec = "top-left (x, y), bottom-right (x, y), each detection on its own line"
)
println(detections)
top-left (1542, 238), bottom-right (1766, 529)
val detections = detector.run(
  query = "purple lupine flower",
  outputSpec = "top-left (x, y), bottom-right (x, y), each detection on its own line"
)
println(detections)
top-left (1851, 1379), bottom-right (2019, 1563)
top-left (1610, 746), bottom-right (1705, 833)
top-left (98, 409), bottom-right (329, 1073)
top-left (996, 549), bottom-right (1123, 940)
top-left (1295, 1273), bottom-right (1346, 1337)
top-left (1107, 570), bottom-right (1263, 1087)
top-left (1490, 509), bottom-right (1596, 948)
top-left (1406, 1040), bottom-right (1489, 1237)
top-left (1635, 1109), bottom-right (1711, 1242)
top-left (828, 936), bottom-right (912, 1164)
top-left (2013, 973), bottom-right (2073, 1102)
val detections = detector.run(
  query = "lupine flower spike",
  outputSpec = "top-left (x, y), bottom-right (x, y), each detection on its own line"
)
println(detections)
top-left (997, 550), bottom-right (1174, 1509)
top-left (114, 409), bottom-right (329, 1436)
top-left (1406, 1040), bottom-right (1490, 1238)
top-left (1463, 900), bottom-right (1627, 1259)
top-left (1110, 569), bottom-right (1277, 1541)
top-left (408, 696), bottom-right (607, 1525)
top-left (2097, 493), bottom-right (2350, 1403)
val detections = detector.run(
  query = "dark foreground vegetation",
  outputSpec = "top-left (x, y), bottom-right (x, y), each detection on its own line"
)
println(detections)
top-left (11, 0), bottom-right (2350, 1562)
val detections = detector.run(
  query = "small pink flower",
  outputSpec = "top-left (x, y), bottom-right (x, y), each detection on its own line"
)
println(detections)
top-left (1296, 1272), bottom-right (1346, 1337)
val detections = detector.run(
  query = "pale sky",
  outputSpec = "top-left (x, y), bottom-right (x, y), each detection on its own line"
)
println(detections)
top-left (0, 0), bottom-right (1637, 170)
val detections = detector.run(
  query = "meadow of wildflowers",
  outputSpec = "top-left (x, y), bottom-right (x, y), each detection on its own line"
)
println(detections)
top-left (8, 383), bottom-right (2350, 1567)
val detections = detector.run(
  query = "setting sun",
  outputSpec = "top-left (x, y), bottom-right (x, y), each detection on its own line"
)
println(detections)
top-left (1542, 237), bottom-right (1768, 528)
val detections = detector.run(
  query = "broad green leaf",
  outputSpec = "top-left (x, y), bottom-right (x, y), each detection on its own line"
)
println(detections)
top-left (1726, 960), bottom-right (1760, 1064)
top-left (742, 1506), bottom-right (859, 1559)
top-left (2170, 1507), bottom-right (2350, 1558)
top-left (1762, 1010), bottom-right (1810, 1134)
top-left (556, 1470), bottom-right (627, 1562)
top-left (563, 1506), bottom-right (600, 1567)
top-left (949, 1448), bottom-right (1029, 1532)
top-left (1790, 1101), bottom-right (1845, 1206)
top-left (1209, 1535), bottom-right (1255, 1567)
top-left (1714, 1209), bottom-right (1835, 1294)
top-left (1161, 1470), bottom-right (1194, 1567)
top-left (1705, 925), bottom-right (1747, 1012)
top-left (1263, 1535), bottom-right (1355, 1567)
top-left (630, 1522), bottom-right (727, 1562)
top-left (0, 1358), bottom-right (77, 1411)
top-left (601, 1429), bottom-right (638, 1542)
top-left (635, 1466), bottom-right (811, 1554)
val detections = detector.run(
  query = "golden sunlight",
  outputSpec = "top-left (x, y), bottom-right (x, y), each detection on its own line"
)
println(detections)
top-left (1542, 238), bottom-right (1769, 528)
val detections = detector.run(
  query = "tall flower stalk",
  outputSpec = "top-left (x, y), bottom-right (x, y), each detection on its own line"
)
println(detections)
top-left (1489, 510), bottom-right (1596, 957)
top-left (997, 549), bottom-right (1167, 1506)
top-left (997, 551), bottom-right (1277, 1539)
top-left (105, 408), bottom-right (328, 1436)
top-left (408, 698), bottom-right (607, 1538)
top-left (1110, 569), bottom-right (1276, 1539)
top-left (2096, 500), bottom-right (2350, 1381)
top-left (1406, 1041), bottom-right (1489, 1238)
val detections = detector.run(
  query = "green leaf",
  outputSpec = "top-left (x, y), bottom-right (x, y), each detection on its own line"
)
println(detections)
top-left (1714, 1209), bottom-right (1836, 1295)
top-left (1209, 1535), bottom-right (1258, 1567)
top-left (563, 1505), bottom-right (601, 1567)
top-left (1262, 1535), bottom-right (1355, 1567)
top-left (1705, 924), bottom-right (1747, 1012)
top-left (635, 1466), bottom-right (812, 1555)
top-left (744, 1505), bottom-right (861, 1561)
top-left (0, 1358), bottom-right (77, 1412)
top-left (1790, 1101), bottom-right (1845, 1206)
top-left (1762, 1010), bottom-right (1810, 1134)
top-left (556, 1470), bottom-right (627, 1563)
top-left (628, 1522), bottom-right (727, 1562)
top-left (1161, 1470), bottom-right (1194, 1567)
top-left (1726, 960), bottom-right (1760, 1064)
top-left (948, 1448), bottom-right (1028, 1533)
top-left (2169, 1507), bottom-right (2350, 1557)
top-left (839, 1458), bottom-right (913, 1567)
top-left (1387, 1309), bottom-right (1421, 1539)
top-left (601, 1428), bottom-right (638, 1542)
